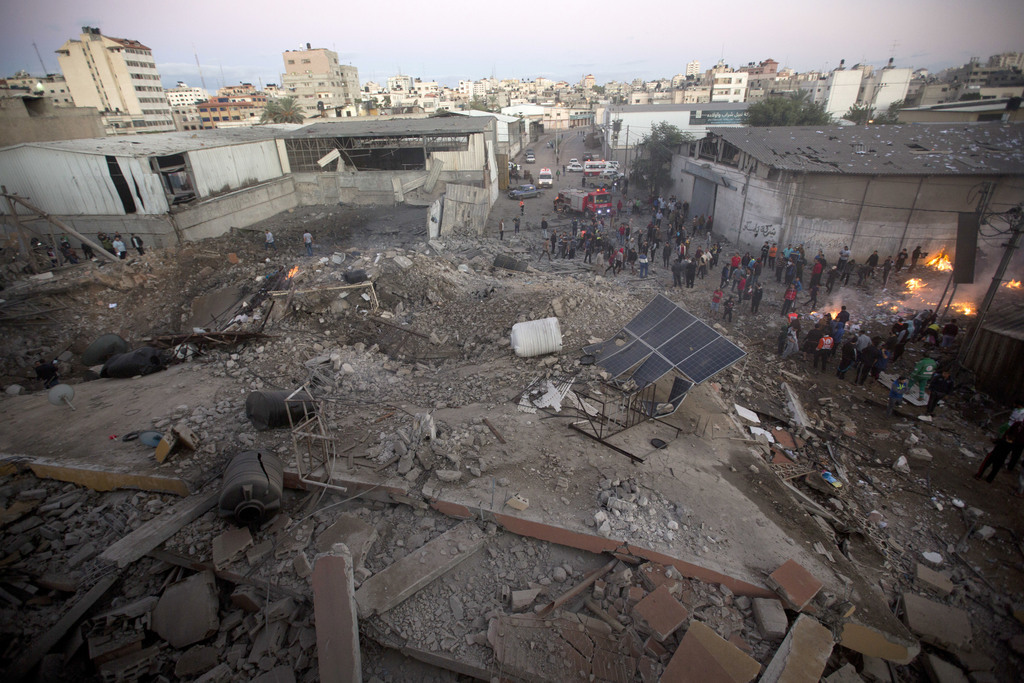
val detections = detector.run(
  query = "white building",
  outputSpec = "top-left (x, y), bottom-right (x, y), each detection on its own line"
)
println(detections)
top-left (387, 75), bottom-right (414, 93)
top-left (686, 60), bottom-right (701, 78)
top-left (801, 67), bottom-right (864, 118)
top-left (711, 72), bottom-right (748, 103)
top-left (165, 82), bottom-right (209, 109)
top-left (860, 67), bottom-right (912, 113)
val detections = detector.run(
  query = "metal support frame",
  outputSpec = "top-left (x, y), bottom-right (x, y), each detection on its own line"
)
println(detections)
top-left (566, 380), bottom-right (682, 463)
top-left (286, 383), bottom-right (348, 494)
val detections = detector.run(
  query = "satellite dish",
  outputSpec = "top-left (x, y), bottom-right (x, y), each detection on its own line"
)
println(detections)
top-left (47, 384), bottom-right (76, 411)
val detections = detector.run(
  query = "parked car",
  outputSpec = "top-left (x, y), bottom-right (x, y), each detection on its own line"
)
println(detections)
top-left (525, 150), bottom-right (535, 163)
top-left (566, 162), bottom-right (584, 172)
top-left (508, 184), bottom-right (541, 199)
top-left (601, 169), bottom-right (623, 180)
top-left (568, 158), bottom-right (579, 165)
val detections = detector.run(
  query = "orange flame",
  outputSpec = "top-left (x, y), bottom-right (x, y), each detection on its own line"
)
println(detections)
top-left (287, 266), bottom-right (299, 279)
top-left (926, 248), bottom-right (952, 271)
top-left (952, 304), bottom-right (973, 315)
top-left (906, 278), bottom-right (924, 290)
top-left (1006, 279), bottom-right (1022, 289)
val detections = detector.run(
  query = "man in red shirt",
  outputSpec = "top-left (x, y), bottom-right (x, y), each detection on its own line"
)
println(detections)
top-left (711, 288), bottom-right (724, 317)
top-left (782, 283), bottom-right (797, 316)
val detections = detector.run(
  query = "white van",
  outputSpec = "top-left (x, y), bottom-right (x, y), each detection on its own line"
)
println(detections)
top-left (537, 167), bottom-right (553, 188)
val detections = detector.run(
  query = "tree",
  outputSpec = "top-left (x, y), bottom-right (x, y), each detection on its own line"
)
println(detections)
top-left (631, 121), bottom-right (694, 194)
top-left (873, 99), bottom-right (904, 124)
top-left (469, 97), bottom-right (491, 112)
top-left (591, 84), bottom-right (606, 95)
top-left (745, 92), bottom-right (832, 126)
top-left (842, 103), bottom-right (875, 125)
top-left (261, 97), bottom-right (305, 124)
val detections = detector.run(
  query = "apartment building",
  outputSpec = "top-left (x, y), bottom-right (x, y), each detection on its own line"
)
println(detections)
top-left (711, 71), bottom-right (748, 103)
top-left (685, 60), bottom-right (701, 78)
top-left (196, 86), bottom-right (268, 129)
top-left (280, 44), bottom-right (360, 118)
top-left (165, 82), bottom-right (208, 108)
top-left (55, 26), bottom-right (173, 135)
top-left (2, 72), bottom-right (74, 107)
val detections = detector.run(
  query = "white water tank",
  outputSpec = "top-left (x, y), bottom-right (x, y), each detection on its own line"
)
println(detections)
top-left (511, 317), bottom-right (563, 357)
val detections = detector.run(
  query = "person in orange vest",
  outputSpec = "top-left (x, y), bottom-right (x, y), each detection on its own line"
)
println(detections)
top-left (519, 200), bottom-right (525, 215)
top-left (814, 328), bottom-right (834, 372)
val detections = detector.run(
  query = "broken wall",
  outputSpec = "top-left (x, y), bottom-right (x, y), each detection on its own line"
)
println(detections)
top-left (439, 183), bottom-right (491, 236)
top-left (175, 176), bottom-right (299, 242)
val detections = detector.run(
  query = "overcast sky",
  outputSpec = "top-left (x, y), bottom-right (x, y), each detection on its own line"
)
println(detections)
top-left (2, 0), bottom-right (1022, 90)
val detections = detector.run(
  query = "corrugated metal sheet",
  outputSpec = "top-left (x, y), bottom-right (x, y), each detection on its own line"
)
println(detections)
top-left (1, 125), bottom-right (302, 156)
top-left (188, 141), bottom-right (284, 198)
top-left (0, 145), bottom-right (167, 216)
top-left (708, 123), bottom-right (1024, 176)
top-left (431, 133), bottom-right (485, 173)
top-left (440, 183), bottom-right (490, 236)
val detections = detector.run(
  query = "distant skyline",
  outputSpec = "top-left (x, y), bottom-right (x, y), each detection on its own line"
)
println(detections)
top-left (2, 0), bottom-right (1022, 91)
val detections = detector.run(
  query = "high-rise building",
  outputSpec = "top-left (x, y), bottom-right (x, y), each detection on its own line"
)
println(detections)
top-left (280, 44), bottom-right (360, 117)
top-left (56, 26), bottom-right (173, 135)
top-left (165, 82), bottom-right (208, 109)
top-left (685, 60), bottom-right (701, 78)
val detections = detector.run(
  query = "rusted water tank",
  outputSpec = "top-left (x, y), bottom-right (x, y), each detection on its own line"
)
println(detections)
top-left (218, 451), bottom-right (284, 525)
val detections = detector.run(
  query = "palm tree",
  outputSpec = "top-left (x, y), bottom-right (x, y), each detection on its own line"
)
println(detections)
top-left (261, 97), bottom-right (305, 124)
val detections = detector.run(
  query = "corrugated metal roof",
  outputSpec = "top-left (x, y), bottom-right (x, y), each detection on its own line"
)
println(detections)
top-left (707, 123), bottom-right (1024, 175)
top-left (982, 299), bottom-right (1024, 341)
top-left (1, 125), bottom-right (302, 157)
top-left (900, 99), bottom-right (1014, 113)
top-left (284, 118), bottom-right (491, 138)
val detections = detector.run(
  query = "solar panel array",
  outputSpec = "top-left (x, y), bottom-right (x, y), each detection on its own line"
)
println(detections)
top-left (584, 295), bottom-right (746, 386)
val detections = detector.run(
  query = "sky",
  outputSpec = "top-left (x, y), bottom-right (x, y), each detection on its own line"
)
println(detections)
top-left (2, 0), bottom-right (1023, 91)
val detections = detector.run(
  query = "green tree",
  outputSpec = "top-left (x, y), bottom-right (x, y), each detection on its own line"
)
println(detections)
top-left (842, 103), bottom-right (875, 125)
top-left (873, 99), bottom-right (904, 124)
top-left (745, 92), bottom-right (832, 126)
top-left (469, 97), bottom-right (491, 111)
top-left (260, 97), bottom-right (305, 124)
top-left (591, 84), bottom-right (606, 95)
top-left (631, 121), bottom-right (694, 194)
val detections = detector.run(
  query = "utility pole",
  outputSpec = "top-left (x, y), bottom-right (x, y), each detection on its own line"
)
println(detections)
top-left (956, 204), bottom-right (1024, 372)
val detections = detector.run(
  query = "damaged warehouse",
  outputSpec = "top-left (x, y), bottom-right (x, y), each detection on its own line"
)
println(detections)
top-left (1, 120), bottom-right (1023, 683)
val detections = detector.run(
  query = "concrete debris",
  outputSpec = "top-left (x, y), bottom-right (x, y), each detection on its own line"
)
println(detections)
top-left (766, 559), bottom-right (823, 611)
top-left (151, 570), bottom-right (220, 648)
top-left (355, 521), bottom-right (484, 617)
top-left (760, 614), bottom-right (835, 683)
top-left (312, 546), bottom-right (361, 683)
top-left (921, 653), bottom-right (969, 683)
top-left (632, 584), bottom-right (689, 641)
top-left (315, 514), bottom-right (379, 571)
top-left (752, 597), bottom-right (789, 639)
top-left (915, 563), bottom-right (955, 597)
top-left (211, 526), bottom-right (253, 570)
top-left (901, 592), bottom-right (973, 652)
top-left (662, 620), bottom-right (761, 682)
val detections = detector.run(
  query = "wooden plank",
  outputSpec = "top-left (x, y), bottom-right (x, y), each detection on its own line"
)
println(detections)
top-left (6, 572), bottom-right (120, 681)
top-left (97, 490), bottom-right (219, 568)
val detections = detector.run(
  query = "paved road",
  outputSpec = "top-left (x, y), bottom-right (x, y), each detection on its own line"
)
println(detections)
top-left (495, 130), bottom-right (632, 243)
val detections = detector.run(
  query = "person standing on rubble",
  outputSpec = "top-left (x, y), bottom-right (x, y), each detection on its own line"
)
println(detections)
top-left (925, 369), bottom-right (954, 416)
top-left (711, 287), bottom-right (723, 317)
top-left (882, 256), bottom-right (894, 287)
top-left (855, 337), bottom-right (882, 386)
top-left (130, 233), bottom-right (145, 256)
top-left (781, 283), bottom-right (797, 317)
top-left (513, 216), bottom-right (521, 235)
top-left (975, 421), bottom-right (1023, 483)
top-left (723, 296), bottom-right (735, 323)
top-left (303, 230), bottom-right (313, 257)
top-left (895, 248), bottom-right (908, 272)
top-left (886, 376), bottom-right (910, 416)
top-left (112, 235), bottom-right (127, 259)
top-left (751, 283), bottom-right (764, 314)
top-left (814, 327), bottom-right (834, 372)
top-left (836, 338), bottom-right (858, 380)
top-left (499, 220), bottom-right (504, 241)
top-left (265, 230), bottom-right (276, 250)
top-left (910, 245), bottom-right (923, 272)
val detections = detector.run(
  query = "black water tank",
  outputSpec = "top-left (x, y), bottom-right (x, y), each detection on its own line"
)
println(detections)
top-left (245, 390), bottom-right (316, 430)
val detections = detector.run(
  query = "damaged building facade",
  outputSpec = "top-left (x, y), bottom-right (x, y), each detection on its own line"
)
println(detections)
top-left (677, 123), bottom-right (1024, 259)
top-left (0, 116), bottom-right (500, 246)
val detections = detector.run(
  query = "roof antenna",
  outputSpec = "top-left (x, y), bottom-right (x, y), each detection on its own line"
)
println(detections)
top-left (32, 42), bottom-right (49, 74)
top-left (193, 44), bottom-right (207, 91)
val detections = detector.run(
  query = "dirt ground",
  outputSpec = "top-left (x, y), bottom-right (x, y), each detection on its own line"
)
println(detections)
top-left (1, 179), bottom-right (1023, 682)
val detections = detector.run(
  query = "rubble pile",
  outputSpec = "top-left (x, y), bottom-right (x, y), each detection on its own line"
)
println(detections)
top-left (1, 202), bottom-right (1023, 682)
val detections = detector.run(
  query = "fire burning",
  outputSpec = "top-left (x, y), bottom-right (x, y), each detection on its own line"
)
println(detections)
top-left (1006, 279), bottom-right (1022, 289)
top-left (286, 266), bottom-right (299, 279)
top-left (952, 303), bottom-right (974, 316)
top-left (905, 278), bottom-right (924, 290)
top-left (926, 248), bottom-right (953, 271)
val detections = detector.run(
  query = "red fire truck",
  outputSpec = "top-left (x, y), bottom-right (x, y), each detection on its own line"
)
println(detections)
top-left (553, 188), bottom-right (613, 217)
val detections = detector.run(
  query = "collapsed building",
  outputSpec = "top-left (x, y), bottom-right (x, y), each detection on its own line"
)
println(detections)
top-left (1, 120), bottom-right (1023, 681)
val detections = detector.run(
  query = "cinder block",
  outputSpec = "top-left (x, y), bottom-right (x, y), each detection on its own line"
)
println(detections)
top-left (752, 598), bottom-right (789, 639)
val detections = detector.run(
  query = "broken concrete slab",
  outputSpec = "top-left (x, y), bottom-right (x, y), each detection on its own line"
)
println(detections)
top-left (632, 584), bottom-right (689, 642)
top-left (311, 545), bottom-right (361, 683)
top-left (915, 563), bottom-right (954, 597)
top-left (662, 620), bottom-right (761, 683)
top-left (355, 520), bottom-right (484, 617)
top-left (860, 656), bottom-right (894, 682)
top-left (767, 559), bottom-right (823, 611)
top-left (211, 526), bottom-right (253, 570)
top-left (760, 614), bottom-right (835, 683)
top-left (511, 588), bottom-right (542, 612)
top-left (921, 653), bottom-right (969, 683)
top-left (753, 597), bottom-right (789, 639)
top-left (174, 645), bottom-right (220, 677)
top-left (314, 514), bottom-right (379, 570)
top-left (151, 570), bottom-right (220, 649)
top-left (902, 592), bottom-right (972, 652)
top-left (839, 618), bottom-right (920, 666)
top-left (98, 490), bottom-right (219, 568)
top-left (251, 666), bottom-right (297, 683)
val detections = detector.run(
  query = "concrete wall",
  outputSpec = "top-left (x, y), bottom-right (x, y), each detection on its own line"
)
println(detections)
top-left (678, 157), bottom-right (1024, 261)
top-left (9, 214), bottom-right (179, 250)
top-left (0, 100), bottom-right (105, 147)
top-left (174, 176), bottom-right (298, 242)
